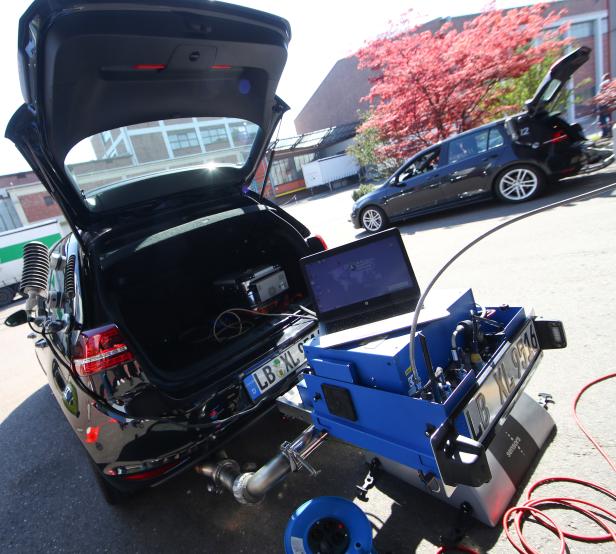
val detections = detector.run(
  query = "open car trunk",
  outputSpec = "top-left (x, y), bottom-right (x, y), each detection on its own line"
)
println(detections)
top-left (97, 204), bottom-right (313, 386)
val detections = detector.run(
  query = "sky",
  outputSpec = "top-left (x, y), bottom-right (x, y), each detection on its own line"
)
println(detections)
top-left (0, 0), bottom-right (541, 176)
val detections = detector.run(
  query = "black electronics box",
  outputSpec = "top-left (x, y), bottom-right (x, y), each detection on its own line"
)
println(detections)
top-left (213, 265), bottom-right (289, 309)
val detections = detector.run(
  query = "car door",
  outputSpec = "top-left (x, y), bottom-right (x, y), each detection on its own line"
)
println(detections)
top-left (439, 127), bottom-right (506, 204)
top-left (384, 147), bottom-right (444, 218)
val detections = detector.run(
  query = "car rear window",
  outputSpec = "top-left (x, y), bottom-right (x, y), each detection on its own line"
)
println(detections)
top-left (64, 117), bottom-right (261, 205)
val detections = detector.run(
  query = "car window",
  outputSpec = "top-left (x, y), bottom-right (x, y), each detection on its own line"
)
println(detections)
top-left (488, 127), bottom-right (505, 149)
top-left (397, 148), bottom-right (441, 181)
top-left (540, 79), bottom-right (562, 102)
top-left (447, 130), bottom-right (489, 164)
top-left (64, 117), bottom-right (262, 211)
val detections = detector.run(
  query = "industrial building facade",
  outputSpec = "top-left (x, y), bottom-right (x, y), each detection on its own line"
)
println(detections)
top-left (1, 0), bottom-right (614, 231)
top-left (295, 0), bottom-right (613, 134)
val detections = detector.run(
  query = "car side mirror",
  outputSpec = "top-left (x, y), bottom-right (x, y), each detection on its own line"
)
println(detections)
top-left (4, 309), bottom-right (28, 327)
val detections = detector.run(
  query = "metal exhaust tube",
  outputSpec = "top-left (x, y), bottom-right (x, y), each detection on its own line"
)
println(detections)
top-left (195, 425), bottom-right (327, 504)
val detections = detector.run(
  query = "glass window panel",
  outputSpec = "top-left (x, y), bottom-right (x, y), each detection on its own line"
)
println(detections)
top-left (570, 21), bottom-right (593, 39)
top-left (447, 131), bottom-right (487, 163)
top-left (488, 127), bottom-right (505, 149)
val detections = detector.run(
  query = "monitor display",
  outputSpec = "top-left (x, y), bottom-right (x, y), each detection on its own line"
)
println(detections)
top-left (303, 233), bottom-right (416, 314)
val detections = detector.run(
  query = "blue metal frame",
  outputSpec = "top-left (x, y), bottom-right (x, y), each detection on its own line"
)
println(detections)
top-left (301, 289), bottom-right (532, 482)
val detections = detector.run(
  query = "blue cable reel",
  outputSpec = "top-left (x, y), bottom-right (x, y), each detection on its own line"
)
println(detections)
top-left (284, 496), bottom-right (376, 554)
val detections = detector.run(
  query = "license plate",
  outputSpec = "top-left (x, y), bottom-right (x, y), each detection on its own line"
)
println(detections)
top-left (243, 331), bottom-right (317, 401)
top-left (464, 320), bottom-right (541, 441)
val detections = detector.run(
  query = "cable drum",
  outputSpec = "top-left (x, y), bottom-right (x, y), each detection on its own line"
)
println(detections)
top-left (19, 241), bottom-right (50, 298)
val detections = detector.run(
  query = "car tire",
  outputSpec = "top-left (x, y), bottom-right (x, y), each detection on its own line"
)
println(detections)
top-left (89, 459), bottom-right (131, 505)
top-left (494, 165), bottom-right (544, 203)
top-left (361, 206), bottom-right (387, 233)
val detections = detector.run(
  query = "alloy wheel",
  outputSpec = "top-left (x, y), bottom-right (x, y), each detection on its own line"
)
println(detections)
top-left (498, 168), bottom-right (539, 201)
top-left (362, 208), bottom-right (383, 232)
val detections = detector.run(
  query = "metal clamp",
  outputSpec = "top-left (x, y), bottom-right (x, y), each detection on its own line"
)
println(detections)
top-left (280, 441), bottom-right (320, 477)
top-left (356, 457), bottom-right (381, 502)
top-left (538, 392), bottom-right (555, 410)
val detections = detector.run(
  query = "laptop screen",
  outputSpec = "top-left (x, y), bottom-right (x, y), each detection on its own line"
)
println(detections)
top-left (300, 229), bottom-right (420, 322)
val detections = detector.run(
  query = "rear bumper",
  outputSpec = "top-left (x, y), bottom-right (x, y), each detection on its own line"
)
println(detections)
top-left (85, 320), bottom-right (318, 491)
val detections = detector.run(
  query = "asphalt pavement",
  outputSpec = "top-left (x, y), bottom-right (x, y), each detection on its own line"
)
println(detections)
top-left (1, 168), bottom-right (615, 553)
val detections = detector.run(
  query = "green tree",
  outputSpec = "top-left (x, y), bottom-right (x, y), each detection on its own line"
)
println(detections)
top-left (347, 111), bottom-right (399, 177)
top-left (494, 54), bottom-right (560, 115)
top-left (347, 113), bottom-right (383, 168)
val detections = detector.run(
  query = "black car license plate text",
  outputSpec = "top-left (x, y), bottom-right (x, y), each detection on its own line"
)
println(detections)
top-left (464, 320), bottom-right (541, 441)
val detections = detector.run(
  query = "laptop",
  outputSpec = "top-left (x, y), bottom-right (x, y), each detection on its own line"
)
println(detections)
top-left (300, 229), bottom-right (444, 348)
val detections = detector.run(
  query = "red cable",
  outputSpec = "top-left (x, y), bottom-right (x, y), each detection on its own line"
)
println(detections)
top-left (502, 372), bottom-right (616, 553)
top-left (572, 372), bottom-right (616, 472)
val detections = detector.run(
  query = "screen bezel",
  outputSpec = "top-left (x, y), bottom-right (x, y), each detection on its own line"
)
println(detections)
top-left (300, 228), bottom-right (420, 323)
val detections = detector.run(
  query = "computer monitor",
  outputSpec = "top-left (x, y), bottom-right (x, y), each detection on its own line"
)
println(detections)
top-left (300, 229), bottom-right (420, 330)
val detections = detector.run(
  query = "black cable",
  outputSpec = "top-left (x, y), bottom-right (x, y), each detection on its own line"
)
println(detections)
top-left (408, 181), bottom-right (616, 379)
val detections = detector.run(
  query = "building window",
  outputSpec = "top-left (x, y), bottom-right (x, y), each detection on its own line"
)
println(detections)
top-left (229, 122), bottom-right (259, 146)
top-left (200, 126), bottom-right (230, 151)
top-left (271, 158), bottom-right (301, 186)
top-left (293, 153), bottom-right (316, 172)
top-left (168, 130), bottom-right (200, 151)
top-left (43, 195), bottom-right (54, 206)
top-left (570, 21), bottom-right (593, 40)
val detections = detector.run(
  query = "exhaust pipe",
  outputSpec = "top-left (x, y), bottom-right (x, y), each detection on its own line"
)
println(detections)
top-left (195, 425), bottom-right (327, 504)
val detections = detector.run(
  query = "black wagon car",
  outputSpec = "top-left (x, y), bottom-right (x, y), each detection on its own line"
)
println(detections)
top-left (351, 46), bottom-right (613, 233)
top-left (5, 0), bottom-right (326, 502)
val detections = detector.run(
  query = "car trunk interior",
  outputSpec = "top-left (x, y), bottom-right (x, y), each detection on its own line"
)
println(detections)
top-left (98, 205), bottom-right (312, 381)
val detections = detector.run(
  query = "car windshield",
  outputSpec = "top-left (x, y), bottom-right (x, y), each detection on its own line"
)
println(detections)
top-left (64, 117), bottom-right (261, 206)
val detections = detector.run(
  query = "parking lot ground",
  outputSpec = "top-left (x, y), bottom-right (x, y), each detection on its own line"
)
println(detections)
top-left (1, 168), bottom-right (616, 553)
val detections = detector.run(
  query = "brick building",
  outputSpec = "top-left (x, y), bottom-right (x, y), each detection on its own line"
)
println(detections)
top-left (295, 0), bottom-right (613, 134)
top-left (0, 170), bottom-right (63, 232)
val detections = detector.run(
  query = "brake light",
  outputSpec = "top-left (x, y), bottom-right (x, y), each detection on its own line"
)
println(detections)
top-left (306, 234), bottom-right (328, 253)
top-left (314, 235), bottom-right (328, 250)
top-left (132, 64), bottom-right (166, 71)
top-left (73, 324), bottom-right (135, 376)
top-left (545, 130), bottom-right (568, 144)
top-left (211, 64), bottom-right (232, 70)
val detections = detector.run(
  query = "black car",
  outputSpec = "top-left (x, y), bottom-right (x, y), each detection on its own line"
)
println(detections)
top-left (4, 0), bottom-right (325, 502)
top-left (351, 46), bottom-right (613, 233)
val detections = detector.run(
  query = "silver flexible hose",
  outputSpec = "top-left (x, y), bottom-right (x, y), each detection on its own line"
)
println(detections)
top-left (408, 181), bottom-right (616, 382)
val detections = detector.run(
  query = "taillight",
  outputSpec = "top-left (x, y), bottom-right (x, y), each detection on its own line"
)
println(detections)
top-left (73, 324), bottom-right (135, 376)
top-left (545, 130), bottom-right (568, 144)
top-left (308, 234), bottom-right (328, 250)
top-left (132, 64), bottom-right (166, 71)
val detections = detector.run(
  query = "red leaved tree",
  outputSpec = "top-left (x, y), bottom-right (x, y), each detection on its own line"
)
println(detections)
top-left (356, 4), bottom-right (569, 161)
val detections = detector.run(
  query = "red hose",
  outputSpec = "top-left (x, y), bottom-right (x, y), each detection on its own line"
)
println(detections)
top-left (572, 372), bottom-right (616, 472)
top-left (502, 372), bottom-right (616, 552)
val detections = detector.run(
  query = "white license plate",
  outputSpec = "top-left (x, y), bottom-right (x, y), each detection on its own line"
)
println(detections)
top-left (244, 331), bottom-right (317, 400)
top-left (464, 320), bottom-right (541, 441)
